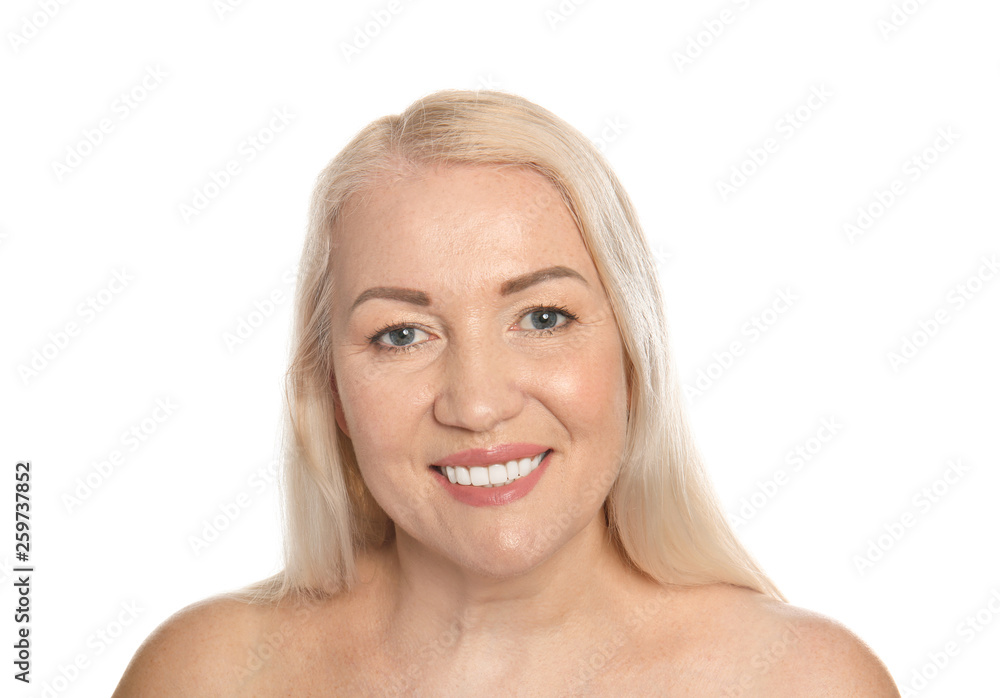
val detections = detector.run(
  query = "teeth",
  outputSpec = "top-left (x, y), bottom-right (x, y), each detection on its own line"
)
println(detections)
top-left (517, 457), bottom-right (532, 477)
top-left (437, 451), bottom-right (547, 488)
top-left (506, 461), bottom-right (518, 480)
top-left (488, 464), bottom-right (506, 484)
top-left (470, 467), bottom-right (489, 486)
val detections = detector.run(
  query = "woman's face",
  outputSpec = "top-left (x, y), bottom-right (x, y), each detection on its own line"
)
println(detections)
top-left (329, 163), bottom-right (630, 578)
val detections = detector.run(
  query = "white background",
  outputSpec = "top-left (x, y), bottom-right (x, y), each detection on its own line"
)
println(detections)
top-left (2, 0), bottom-right (998, 695)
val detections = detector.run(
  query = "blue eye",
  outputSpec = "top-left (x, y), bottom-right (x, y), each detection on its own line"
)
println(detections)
top-left (384, 327), bottom-right (417, 346)
top-left (370, 326), bottom-right (429, 353)
top-left (518, 307), bottom-right (574, 332)
top-left (366, 305), bottom-right (578, 355)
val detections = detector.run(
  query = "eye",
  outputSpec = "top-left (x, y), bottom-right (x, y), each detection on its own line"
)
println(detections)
top-left (517, 306), bottom-right (577, 333)
top-left (367, 305), bottom-right (578, 356)
top-left (368, 325), bottom-right (431, 353)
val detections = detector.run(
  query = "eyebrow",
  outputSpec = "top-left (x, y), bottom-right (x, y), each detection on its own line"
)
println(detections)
top-left (349, 265), bottom-right (589, 313)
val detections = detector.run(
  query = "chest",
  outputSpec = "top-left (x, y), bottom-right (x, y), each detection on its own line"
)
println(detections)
top-left (235, 629), bottom-right (781, 697)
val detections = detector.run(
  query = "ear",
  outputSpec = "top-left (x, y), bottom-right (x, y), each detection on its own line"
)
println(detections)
top-left (331, 373), bottom-right (350, 438)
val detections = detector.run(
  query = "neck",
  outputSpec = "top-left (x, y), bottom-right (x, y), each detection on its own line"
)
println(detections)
top-left (372, 508), bottom-right (643, 657)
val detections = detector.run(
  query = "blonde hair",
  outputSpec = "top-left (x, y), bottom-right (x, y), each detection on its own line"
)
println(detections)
top-left (233, 89), bottom-right (785, 604)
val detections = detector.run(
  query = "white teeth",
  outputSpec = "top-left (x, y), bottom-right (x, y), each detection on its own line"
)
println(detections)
top-left (438, 451), bottom-right (547, 488)
top-left (506, 461), bottom-right (518, 480)
top-left (488, 464), bottom-right (507, 484)
top-left (517, 457), bottom-right (532, 477)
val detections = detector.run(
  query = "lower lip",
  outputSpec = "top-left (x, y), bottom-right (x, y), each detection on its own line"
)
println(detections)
top-left (431, 451), bottom-right (553, 507)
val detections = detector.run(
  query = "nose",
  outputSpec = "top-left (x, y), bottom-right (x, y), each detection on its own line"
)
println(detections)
top-left (433, 335), bottom-right (526, 433)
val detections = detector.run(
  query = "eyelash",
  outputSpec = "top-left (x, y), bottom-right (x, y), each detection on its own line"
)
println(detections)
top-left (366, 305), bottom-right (579, 355)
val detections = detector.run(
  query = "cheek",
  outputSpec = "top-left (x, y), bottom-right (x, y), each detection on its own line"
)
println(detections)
top-left (539, 339), bottom-right (629, 431)
top-left (337, 358), bottom-right (444, 500)
top-left (336, 357), bottom-right (421, 461)
top-left (340, 370), bottom-right (438, 523)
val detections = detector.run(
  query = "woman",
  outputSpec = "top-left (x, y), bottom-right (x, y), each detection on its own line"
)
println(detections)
top-left (113, 90), bottom-right (900, 696)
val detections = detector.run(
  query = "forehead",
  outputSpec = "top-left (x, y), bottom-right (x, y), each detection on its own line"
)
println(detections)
top-left (330, 164), bottom-right (598, 304)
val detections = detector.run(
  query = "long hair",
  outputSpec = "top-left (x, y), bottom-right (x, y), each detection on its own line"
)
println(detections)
top-left (232, 89), bottom-right (785, 604)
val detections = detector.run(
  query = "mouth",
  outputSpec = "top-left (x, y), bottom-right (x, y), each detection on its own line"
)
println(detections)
top-left (432, 449), bottom-right (552, 488)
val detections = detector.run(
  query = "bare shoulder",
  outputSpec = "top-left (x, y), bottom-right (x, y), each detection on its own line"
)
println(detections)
top-left (110, 593), bottom-right (274, 698)
top-left (675, 583), bottom-right (901, 697)
top-left (761, 600), bottom-right (901, 697)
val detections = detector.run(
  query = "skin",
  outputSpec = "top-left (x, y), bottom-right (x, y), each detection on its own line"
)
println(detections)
top-left (111, 164), bottom-right (901, 696)
top-left (325, 162), bottom-right (639, 688)
top-left (331, 163), bottom-right (631, 591)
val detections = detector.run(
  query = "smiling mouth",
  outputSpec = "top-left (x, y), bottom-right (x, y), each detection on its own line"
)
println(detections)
top-left (432, 450), bottom-right (551, 488)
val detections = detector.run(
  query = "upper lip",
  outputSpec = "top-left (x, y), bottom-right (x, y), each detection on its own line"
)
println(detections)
top-left (433, 443), bottom-right (550, 468)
